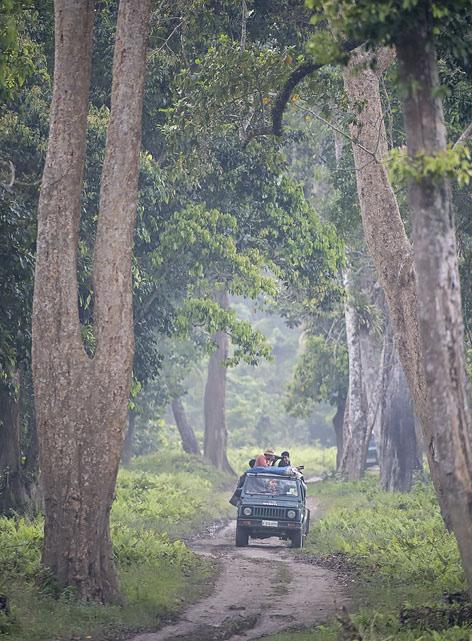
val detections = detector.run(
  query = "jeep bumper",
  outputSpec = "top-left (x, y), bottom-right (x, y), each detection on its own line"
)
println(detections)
top-left (237, 517), bottom-right (303, 538)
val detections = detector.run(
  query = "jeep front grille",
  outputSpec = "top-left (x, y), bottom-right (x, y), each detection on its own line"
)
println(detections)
top-left (252, 506), bottom-right (286, 519)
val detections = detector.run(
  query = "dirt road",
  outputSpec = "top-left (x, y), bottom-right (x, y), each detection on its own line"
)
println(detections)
top-left (131, 496), bottom-right (349, 641)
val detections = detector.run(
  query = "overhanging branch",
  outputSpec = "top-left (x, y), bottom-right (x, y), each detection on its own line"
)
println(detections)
top-left (272, 61), bottom-right (322, 136)
top-left (243, 40), bottom-right (359, 145)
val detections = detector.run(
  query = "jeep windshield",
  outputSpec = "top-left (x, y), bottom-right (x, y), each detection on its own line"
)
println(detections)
top-left (243, 476), bottom-right (299, 497)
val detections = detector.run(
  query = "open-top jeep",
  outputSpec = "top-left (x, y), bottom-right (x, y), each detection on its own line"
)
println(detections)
top-left (235, 470), bottom-right (310, 548)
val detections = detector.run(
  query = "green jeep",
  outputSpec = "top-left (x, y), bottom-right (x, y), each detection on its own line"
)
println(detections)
top-left (235, 471), bottom-right (310, 548)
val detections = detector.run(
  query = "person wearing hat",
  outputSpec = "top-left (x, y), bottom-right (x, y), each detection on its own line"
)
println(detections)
top-left (263, 448), bottom-right (276, 466)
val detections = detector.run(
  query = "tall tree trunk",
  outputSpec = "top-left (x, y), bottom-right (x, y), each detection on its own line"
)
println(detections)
top-left (379, 324), bottom-right (417, 492)
top-left (121, 410), bottom-right (136, 467)
top-left (332, 394), bottom-right (345, 470)
top-left (340, 267), bottom-right (369, 479)
top-left (171, 396), bottom-right (200, 455)
top-left (203, 290), bottom-right (235, 475)
top-left (20, 365), bottom-right (41, 510)
top-left (396, 8), bottom-right (472, 591)
top-left (32, 0), bottom-right (151, 603)
top-left (0, 374), bottom-right (27, 514)
top-left (344, 38), bottom-right (472, 592)
top-left (343, 46), bottom-right (437, 483)
top-left (359, 296), bottom-right (384, 468)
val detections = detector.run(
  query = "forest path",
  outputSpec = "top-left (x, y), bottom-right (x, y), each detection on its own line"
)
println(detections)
top-left (130, 494), bottom-right (349, 641)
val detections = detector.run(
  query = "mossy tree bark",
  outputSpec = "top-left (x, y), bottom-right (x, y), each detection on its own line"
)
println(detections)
top-left (32, 0), bottom-right (151, 603)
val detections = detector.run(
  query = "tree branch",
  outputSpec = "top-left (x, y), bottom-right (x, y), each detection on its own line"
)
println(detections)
top-left (243, 41), bottom-right (359, 145)
top-left (240, 0), bottom-right (248, 51)
top-left (296, 103), bottom-right (377, 159)
top-left (271, 61), bottom-right (321, 136)
top-left (454, 121), bottom-right (472, 148)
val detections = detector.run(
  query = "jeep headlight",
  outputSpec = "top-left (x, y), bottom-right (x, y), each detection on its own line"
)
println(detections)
top-left (287, 509), bottom-right (297, 519)
top-left (243, 507), bottom-right (252, 516)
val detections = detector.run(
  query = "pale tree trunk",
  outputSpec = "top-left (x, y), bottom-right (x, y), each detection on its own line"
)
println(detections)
top-left (379, 324), bottom-right (417, 492)
top-left (0, 373), bottom-right (28, 514)
top-left (396, 9), bottom-right (472, 591)
top-left (171, 397), bottom-right (200, 455)
top-left (343, 47), bottom-right (426, 422)
top-left (32, 0), bottom-right (151, 603)
top-left (121, 410), bottom-right (136, 467)
top-left (203, 290), bottom-right (235, 475)
top-left (358, 286), bottom-right (384, 461)
top-left (343, 47), bottom-right (435, 480)
top-left (340, 267), bottom-right (369, 479)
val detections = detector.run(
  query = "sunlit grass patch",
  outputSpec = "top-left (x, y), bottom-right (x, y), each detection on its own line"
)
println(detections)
top-left (118, 450), bottom-right (234, 538)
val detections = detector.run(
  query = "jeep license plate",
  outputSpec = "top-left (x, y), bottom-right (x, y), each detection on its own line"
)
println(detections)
top-left (262, 520), bottom-right (278, 527)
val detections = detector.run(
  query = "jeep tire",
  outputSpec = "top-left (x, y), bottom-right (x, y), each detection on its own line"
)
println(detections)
top-left (235, 525), bottom-right (249, 547)
top-left (291, 530), bottom-right (304, 548)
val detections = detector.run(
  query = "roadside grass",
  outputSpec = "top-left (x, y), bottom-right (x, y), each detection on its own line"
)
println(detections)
top-left (228, 444), bottom-right (337, 476)
top-left (264, 475), bottom-right (470, 641)
top-left (0, 451), bottom-right (233, 641)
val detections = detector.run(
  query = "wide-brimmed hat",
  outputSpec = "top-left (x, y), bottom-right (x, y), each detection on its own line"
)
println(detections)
top-left (263, 447), bottom-right (275, 456)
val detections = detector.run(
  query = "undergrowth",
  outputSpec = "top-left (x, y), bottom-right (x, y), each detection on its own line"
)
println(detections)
top-left (265, 476), bottom-right (470, 641)
top-left (307, 477), bottom-right (464, 594)
top-left (0, 451), bottom-right (232, 641)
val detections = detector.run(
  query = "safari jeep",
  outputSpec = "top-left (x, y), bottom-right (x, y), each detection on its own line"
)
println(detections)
top-left (235, 471), bottom-right (310, 548)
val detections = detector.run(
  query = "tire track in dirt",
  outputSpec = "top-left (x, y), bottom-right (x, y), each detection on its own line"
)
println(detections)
top-left (130, 496), bottom-right (349, 641)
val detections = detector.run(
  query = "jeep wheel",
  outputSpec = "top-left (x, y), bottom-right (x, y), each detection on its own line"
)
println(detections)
top-left (291, 530), bottom-right (304, 549)
top-left (235, 526), bottom-right (249, 547)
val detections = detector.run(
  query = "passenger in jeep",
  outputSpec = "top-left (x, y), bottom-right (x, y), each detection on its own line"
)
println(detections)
top-left (278, 451), bottom-right (291, 467)
top-left (229, 458), bottom-right (256, 506)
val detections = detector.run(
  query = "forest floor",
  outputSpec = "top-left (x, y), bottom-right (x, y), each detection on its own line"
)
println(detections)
top-left (130, 492), bottom-right (350, 641)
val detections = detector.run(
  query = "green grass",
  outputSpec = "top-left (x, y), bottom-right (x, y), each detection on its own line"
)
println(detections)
top-left (0, 450), bottom-right (233, 641)
top-left (263, 475), bottom-right (471, 641)
top-left (306, 477), bottom-right (464, 595)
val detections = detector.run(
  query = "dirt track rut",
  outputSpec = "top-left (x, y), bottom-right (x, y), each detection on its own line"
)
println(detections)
top-left (131, 496), bottom-right (349, 641)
